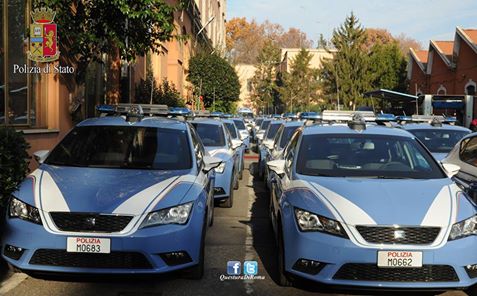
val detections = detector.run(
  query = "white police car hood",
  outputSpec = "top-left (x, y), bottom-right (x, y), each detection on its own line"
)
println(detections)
top-left (205, 147), bottom-right (232, 162)
top-left (299, 176), bottom-right (468, 228)
top-left (28, 164), bottom-right (194, 215)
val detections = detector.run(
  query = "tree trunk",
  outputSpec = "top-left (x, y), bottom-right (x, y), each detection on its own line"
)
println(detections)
top-left (106, 46), bottom-right (121, 105)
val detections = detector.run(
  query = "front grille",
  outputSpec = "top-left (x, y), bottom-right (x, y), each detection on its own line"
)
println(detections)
top-left (334, 264), bottom-right (458, 282)
top-left (30, 249), bottom-right (152, 269)
top-left (356, 226), bottom-right (440, 245)
top-left (50, 212), bottom-right (133, 233)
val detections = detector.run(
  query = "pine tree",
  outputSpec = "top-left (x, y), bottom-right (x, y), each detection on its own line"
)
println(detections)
top-left (279, 49), bottom-right (321, 112)
top-left (249, 40), bottom-right (281, 114)
top-left (321, 13), bottom-right (370, 110)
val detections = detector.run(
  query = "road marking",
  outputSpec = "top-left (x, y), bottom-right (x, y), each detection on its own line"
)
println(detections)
top-left (244, 168), bottom-right (255, 295)
top-left (0, 273), bottom-right (28, 295)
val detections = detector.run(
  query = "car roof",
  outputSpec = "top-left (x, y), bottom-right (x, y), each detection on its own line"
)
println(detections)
top-left (221, 119), bottom-right (236, 124)
top-left (302, 124), bottom-right (415, 138)
top-left (269, 120), bottom-right (285, 125)
top-left (190, 118), bottom-right (224, 126)
top-left (77, 116), bottom-right (188, 131)
top-left (282, 121), bottom-right (305, 127)
top-left (400, 123), bottom-right (471, 132)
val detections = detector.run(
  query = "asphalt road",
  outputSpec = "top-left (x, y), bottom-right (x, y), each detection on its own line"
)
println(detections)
top-left (0, 155), bottom-right (468, 296)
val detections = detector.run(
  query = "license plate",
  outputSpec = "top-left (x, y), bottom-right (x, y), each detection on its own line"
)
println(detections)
top-left (377, 251), bottom-right (422, 268)
top-left (67, 237), bottom-right (110, 254)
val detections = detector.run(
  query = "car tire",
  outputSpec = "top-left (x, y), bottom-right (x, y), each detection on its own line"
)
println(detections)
top-left (183, 216), bottom-right (206, 280)
top-left (277, 223), bottom-right (293, 287)
top-left (239, 166), bottom-right (243, 180)
top-left (233, 170), bottom-right (239, 190)
top-left (467, 285), bottom-right (477, 296)
top-left (208, 204), bottom-right (214, 227)
top-left (222, 180), bottom-right (234, 208)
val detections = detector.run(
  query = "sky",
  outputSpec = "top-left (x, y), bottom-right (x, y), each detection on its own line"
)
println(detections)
top-left (228, 0), bottom-right (477, 47)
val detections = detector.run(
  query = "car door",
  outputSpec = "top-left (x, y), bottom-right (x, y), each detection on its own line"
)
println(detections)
top-left (458, 135), bottom-right (477, 182)
top-left (271, 130), bottom-right (301, 221)
top-left (189, 124), bottom-right (214, 224)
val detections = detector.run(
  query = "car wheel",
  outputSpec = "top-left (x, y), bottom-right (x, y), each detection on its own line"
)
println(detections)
top-left (183, 216), bottom-right (206, 280)
top-left (221, 179), bottom-right (234, 208)
top-left (208, 204), bottom-right (214, 227)
top-left (239, 166), bottom-right (243, 180)
top-left (233, 170), bottom-right (239, 190)
top-left (277, 223), bottom-right (293, 287)
top-left (467, 285), bottom-right (477, 296)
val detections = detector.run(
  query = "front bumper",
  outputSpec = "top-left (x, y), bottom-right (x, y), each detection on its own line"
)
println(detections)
top-left (281, 210), bottom-right (477, 289)
top-left (2, 206), bottom-right (205, 274)
top-left (213, 164), bottom-right (233, 200)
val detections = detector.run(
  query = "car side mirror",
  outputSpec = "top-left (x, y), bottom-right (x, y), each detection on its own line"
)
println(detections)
top-left (33, 150), bottom-right (50, 164)
top-left (264, 141), bottom-right (274, 150)
top-left (441, 162), bottom-right (460, 178)
top-left (231, 139), bottom-right (243, 150)
top-left (267, 159), bottom-right (286, 176)
top-left (203, 156), bottom-right (222, 173)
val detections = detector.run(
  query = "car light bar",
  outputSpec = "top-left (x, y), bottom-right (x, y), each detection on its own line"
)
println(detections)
top-left (321, 110), bottom-right (376, 122)
top-left (96, 104), bottom-right (170, 118)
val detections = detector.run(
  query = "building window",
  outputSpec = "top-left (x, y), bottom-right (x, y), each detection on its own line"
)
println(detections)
top-left (1, 0), bottom-right (40, 127)
top-left (465, 79), bottom-right (476, 96)
top-left (437, 85), bottom-right (447, 95)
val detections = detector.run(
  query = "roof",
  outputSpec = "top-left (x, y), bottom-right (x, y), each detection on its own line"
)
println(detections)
top-left (456, 27), bottom-right (477, 55)
top-left (462, 29), bottom-right (477, 46)
top-left (77, 116), bottom-right (187, 130)
top-left (400, 123), bottom-right (471, 132)
top-left (409, 49), bottom-right (429, 73)
top-left (302, 124), bottom-right (414, 138)
top-left (269, 120), bottom-right (285, 125)
top-left (363, 89), bottom-right (418, 102)
top-left (430, 41), bottom-right (454, 66)
top-left (282, 121), bottom-right (305, 127)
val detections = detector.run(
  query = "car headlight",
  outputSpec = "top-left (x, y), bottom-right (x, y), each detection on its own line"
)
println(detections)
top-left (140, 202), bottom-right (193, 229)
top-left (215, 162), bottom-right (226, 174)
top-left (449, 215), bottom-right (477, 240)
top-left (294, 208), bottom-right (347, 238)
top-left (9, 197), bottom-right (42, 225)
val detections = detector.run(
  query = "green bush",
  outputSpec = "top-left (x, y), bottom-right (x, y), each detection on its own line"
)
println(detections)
top-left (135, 74), bottom-right (185, 107)
top-left (0, 127), bottom-right (30, 205)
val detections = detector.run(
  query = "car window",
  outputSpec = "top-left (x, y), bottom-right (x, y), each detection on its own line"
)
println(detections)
top-left (284, 131), bottom-right (301, 176)
top-left (233, 119), bottom-right (246, 130)
top-left (191, 123), bottom-right (226, 147)
top-left (260, 120), bottom-right (271, 131)
top-left (189, 124), bottom-right (205, 169)
top-left (273, 125), bottom-right (284, 150)
top-left (296, 134), bottom-right (446, 179)
top-left (45, 126), bottom-right (192, 170)
top-left (279, 126), bottom-right (301, 148)
top-left (224, 122), bottom-right (238, 139)
top-left (409, 129), bottom-right (470, 153)
top-left (266, 123), bottom-right (281, 140)
top-left (460, 137), bottom-right (477, 168)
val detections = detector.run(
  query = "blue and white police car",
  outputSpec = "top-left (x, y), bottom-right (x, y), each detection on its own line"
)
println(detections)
top-left (257, 120), bottom-right (284, 178)
top-left (191, 118), bottom-right (242, 208)
top-left (2, 105), bottom-right (222, 278)
top-left (399, 115), bottom-right (471, 161)
top-left (267, 111), bottom-right (477, 294)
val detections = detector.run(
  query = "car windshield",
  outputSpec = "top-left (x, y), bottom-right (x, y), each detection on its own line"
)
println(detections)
top-left (256, 119), bottom-right (263, 126)
top-left (260, 120), bottom-right (271, 131)
top-left (266, 123), bottom-right (281, 139)
top-left (45, 126), bottom-right (192, 170)
top-left (279, 126), bottom-right (300, 148)
top-left (192, 123), bottom-right (226, 147)
top-left (296, 134), bottom-right (446, 179)
top-left (233, 119), bottom-right (246, 130)
top-left (224, 122), bottom-right (238, 139)
top-left (408, 129), bottom-right (470, 153)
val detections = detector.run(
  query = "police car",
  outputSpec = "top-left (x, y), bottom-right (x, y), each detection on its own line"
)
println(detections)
top-left (191, 118), bottom-right (242, 208)
top-left (267, 111), bottom-right (477, 293)
top-left (222, 118), bottom-right (245, 180)
top-left (2, 104), bottom-right (222, 278)
top-left (257, 120), bottom-right (284, 178)
top-left (399, 115), bottom-right (471, 161)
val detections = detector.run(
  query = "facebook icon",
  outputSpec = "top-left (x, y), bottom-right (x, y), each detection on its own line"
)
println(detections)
top-left (244, 261), bottom-right (258, 275)
top-left (227, 261), bottom-right (241, 275)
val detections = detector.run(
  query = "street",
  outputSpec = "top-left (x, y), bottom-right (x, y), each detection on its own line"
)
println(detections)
top-left (0, 155), bottom-right (468, 296)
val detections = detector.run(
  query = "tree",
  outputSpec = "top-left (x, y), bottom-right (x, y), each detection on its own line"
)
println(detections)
top-left (321, 13), bottom-right (370, 110)
top-left (364, 28), bottom-right (394, 50)
top-left (368, 41), bottom-right (408, 92)
top-left (279, 48), bottom-right (321, 112)
top-left (395, 33), bottom-right (423, 55)
top-left (317, 34), bottom-right (330, 49)
top-left (35, 0), bottom-right (178, 104)
top-left (249, 40), bottom-right (281, 113)
top-left (188, 53), bottom-right (240, 113)
top-left (225, 17), bottom-right (313, 64)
